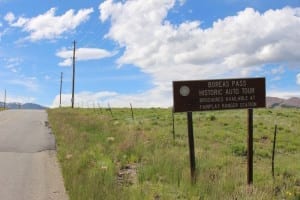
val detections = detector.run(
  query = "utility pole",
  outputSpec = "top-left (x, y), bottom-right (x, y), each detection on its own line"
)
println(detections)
top-left (60, 72), bottom-right (63, 108)
top-left (4, 89), bottom-right (6, 109)
top-left (71, 40), bottom-right (76, 108)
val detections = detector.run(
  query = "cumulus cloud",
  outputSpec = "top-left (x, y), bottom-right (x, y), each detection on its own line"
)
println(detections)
top-left (52, 91), bottom-right (117, 107)
top-left (96, 0), bottom-right (300, 107)
top-left (51, 88), bottom-right (171, 108)
top-left (56, 47), bottom-right (115, 66)
top-left (11, 17), bottom-right (28, 27)
top-left (8, 7), bottom-right (94, 41)
top-left (100, 2), bottom-right (300, 76)
top-left (267, 90), bottom-right (300, 99)
top-left (4, 95), bottom-right (36, 104)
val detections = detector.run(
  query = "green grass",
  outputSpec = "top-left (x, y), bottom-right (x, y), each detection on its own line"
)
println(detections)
top-left (48, 108), bottom-right (300, 200)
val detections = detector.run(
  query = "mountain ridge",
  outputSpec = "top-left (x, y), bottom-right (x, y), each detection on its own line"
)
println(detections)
top-left (0, 102), bottom-right (47, 110)
top-left (266, 97), bottom-right (300, 108)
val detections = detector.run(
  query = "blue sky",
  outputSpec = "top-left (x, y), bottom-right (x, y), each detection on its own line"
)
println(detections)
top-left (1, 0), bottom-right (300, 108)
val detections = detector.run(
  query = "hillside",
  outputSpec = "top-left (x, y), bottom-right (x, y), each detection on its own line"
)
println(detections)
top-left (48, 108), bottom-right (300, 199)
top-left (267, 97), bottom-right (300, 108)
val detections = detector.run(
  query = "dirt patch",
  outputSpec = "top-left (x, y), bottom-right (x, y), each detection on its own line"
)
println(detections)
top-left (117, 164), bottom-right (138, 186)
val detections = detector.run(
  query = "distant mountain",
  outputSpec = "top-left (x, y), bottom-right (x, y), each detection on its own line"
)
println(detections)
top-left (22, 103), bottom-right (48, 109)
top-left (0, 102), bottom-right (47, 110)
top-left (266, 97), bottom-right (300, 108)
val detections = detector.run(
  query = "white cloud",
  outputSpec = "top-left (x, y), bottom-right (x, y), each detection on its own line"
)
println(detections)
top-left (51, 91), bottom-right (118, 107)
top-left (0, 30), bottom-right (4, 41)
top-left (271, 66), bottom-right (285, 75)
top-left (3, 95), bottom-right (36, 104)
top-left (269, 66), bottom-right (285, 81)
top-left (11, 17), bottom-right (28, 27)
top-left (178, 0), bottom-right (186, 6)
top-left (97, 1), bottom-right (300, 107)
top-left (297, 73), bottom-right (300, 85)
top-left (8, 77), bottom-right (39, 91)
top-left (100, 3), bottom-right (300, 74)
top-left (56, 47), bottom-right (115, 66)
top-left (267, 90), bottom-right (300, 99)
top-left (51, 88), bottom-right (171, 108)
top-left (58, 58), bottom-right (72, 67)
top-left (4, 12), bottom-right (15, 24)
top-left (9, 7), bottom-right (94, 41)
top-left (4, 57), bottom-right (22, 73)
top-left (0, 20), bottom-right (8, 41)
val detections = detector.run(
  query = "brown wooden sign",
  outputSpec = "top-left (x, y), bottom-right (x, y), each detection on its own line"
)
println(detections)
top-left (173, 77), bottom-right (266, 113)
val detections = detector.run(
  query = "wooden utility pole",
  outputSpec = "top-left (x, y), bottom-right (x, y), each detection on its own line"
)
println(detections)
top-left (60, 72), bottom-right (63, 108)
top-left (71, 40), bottom-right (76, 108)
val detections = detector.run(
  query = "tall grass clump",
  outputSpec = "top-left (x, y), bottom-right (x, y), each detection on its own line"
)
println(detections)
top-left (48, 108), bottom-right (300, 199)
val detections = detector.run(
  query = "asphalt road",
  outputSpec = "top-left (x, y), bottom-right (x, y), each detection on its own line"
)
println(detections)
top-left (0, 109), bottom-right (68, 200)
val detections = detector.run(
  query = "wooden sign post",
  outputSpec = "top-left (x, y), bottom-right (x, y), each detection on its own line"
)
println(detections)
top-left (173, 77), bottom-right (266, 184)
top-left (247, 108), bottom-right (253, 185)
top-left (187, 111), bottom-right (196, 184)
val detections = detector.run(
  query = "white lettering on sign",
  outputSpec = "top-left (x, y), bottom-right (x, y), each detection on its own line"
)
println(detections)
top-left (225, 88), bottom-right (240, 95)
top-left (240, 102), bottom-right (257, 107)
top-left (221, 103), bottom-right (239, 109)
top-left (199, 104), bottom-right (221, 110)
top-left (241, 88), bottom-right (255, 94)
top-left (199, 97), bottom-right (224, 103)
top-left (199, 89), bottom-right (223, 96)
top-left (249, 96), bottom-right (255, 100)
top-left (207, 81), bottom-right (230, 88)
top-left (231, 80), bottom-right (247, 87)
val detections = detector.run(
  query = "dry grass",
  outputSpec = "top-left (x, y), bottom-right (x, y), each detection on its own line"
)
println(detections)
top-left (48, 108), bottom-right (300, 200)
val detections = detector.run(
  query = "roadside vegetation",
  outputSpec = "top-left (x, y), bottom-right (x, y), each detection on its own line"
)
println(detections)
top-left (48, 108), bottom-right (300, 200)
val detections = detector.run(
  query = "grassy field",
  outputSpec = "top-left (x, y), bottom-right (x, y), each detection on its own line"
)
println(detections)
top-left (48, 107), bottom-right (300, 200)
